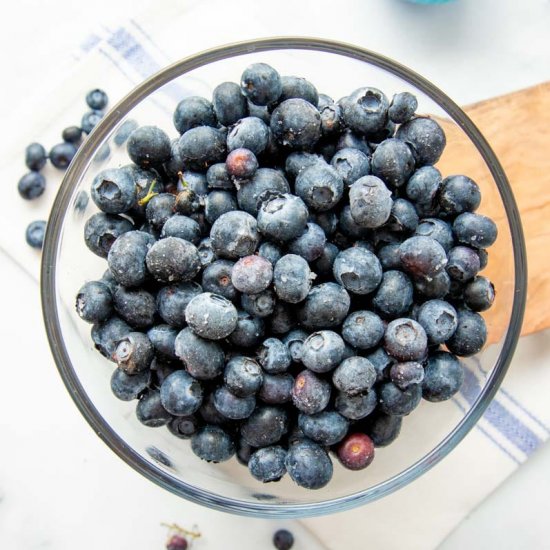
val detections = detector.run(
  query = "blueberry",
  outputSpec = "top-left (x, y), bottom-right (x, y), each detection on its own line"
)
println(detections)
top-left (76, 281), bottom-right (112, 323)
top-left (241, 289), bottom-right (276, 318)
top-left (147, 324), bottom-right (178, 359)
top-left (86, 88), bottom-right (108, 110)
top-left (110, 367), bottom-right (150, 401)
top-left (446, 309), bottom-right (487, 357)
top-left (213, 385), bottom-right (256, 420)
top-left (177, 126), bottom-right (226, 168)
top-left (396, 117), bottom-right (446, 166)
top-left (210, 211), bottom-right (260, 259)
top-left (273, 254), bottom-right (313, 304)
top-left (390, 361), bottom-right (425, 390)
top-left (145, 193), bottom-right (175, 229)
top-left (311, 211), bottom-right (338, 237)
top-left (286, 223), bottom-right (326, 262)
top-left (226, 148), bottom-right (258, 180)
top-left (204, 190), bottom-right (238, 224)
top-left (320, 102), bottom-right (342, 135)
top-left (168, 415), bottom-right (201, 439)
top-left (405, 166), bottom-right (441, 216)
top-left (399, 236), bottom-right (448, 279)
top-left (236, 438), bottom-right (254, 466)
top-left (416, 299), bottom-right (458, 345)
top-left (270, 98), bottom-right (321, 150)
top-left (241, 406), bottom-right (289, 447)
top-left (18, 172), bottom-right (46, 200)
top-left (157, 281), bottom-right (202, 327)
top-left (174, 327), bottom-right (224, 380)
top-left (422, 351), bottom-right (464, 401)
top-left (414, 218), bottom-right (454, 252)
top-left (378, 381), bottom-right (422, 416)
top-left (206, 163), bottom-right (233, 190)
top-left (241, 63), bottom-right (282, 106)
top-left (284, 151), bottom-right (325, 181)
top-left (257, 193), bottom-right (309, 242)
top-left (384, 318), bottom-right (428, 361)
top-left (229, 311), bottom-right (265, 348)
top-left (231, 255), bottom-right (273, 294)
top-left (212, 82), bottom-right (248, 126)
top-left (224, 356), bottom-right (263, 397)
top-left (269, 302), bottom-right (297, 334)
top-left (25, 143), bottom-right (47, 171)
top-left (366, 347), bottom-right (394, 383)
top-left (108, 230), bottom-right (154, 287)
top-left (438, 175), bottom-right (481, 218)
top-left (333, 247), bottom-right (383, 295)
top-left (386, 198), bottom-right (419, 233)
top-left (338, 205), bottom-right (370, 240)
top-left (349, 175), bottom-right (393, 228)
top-left (282, 329), bottom-right (309, 363)
top-left (113, 119), bottom-right (138, 146)
top-left (249, 446), bottom-right (287, 483)
top-left (364, 411), bottom-right (402, 447)
top-left (136, 390), bottom-right (172, 427)
top-left (371, 138), bottom-right (415, 188)
top-left (25, 220), bottom-right (47, 249)
top-left (185, 292), bottom-right (238, 340)
top-left (317, 93), bottom-right (334, 110)
top-left (49, 142), bottom-right (78, 169)
top-left (337, 433), bottom-right (375, 471)
top-left (333, 356), bottom-right (376, 396)
top-left (173, 96), bottom-right (216, 134)
top-left (227, 117), bottom-right (270, 156)
top-left (191, 425), bottom-right (235, 463)
top-left (174, 187), bottom-right (201, 216)
top-left (180, 171), bottom-right (209, 196)
top-left (279, 75), bottom-right (318, 105)
top-left (91, 168), bottom-right (136, 214)
top-left (330, 148), bottom-right (370, 187)
top-left (298, 282), bottom-right (350, 330)
top-left (285, 439), bottom-right (333, 490)
top-left (388, 92), bottom-right (417, 124)
top-left (258, 241), bottom-right (283, 265)
top-left (197, 237), bottom-right (216, 268)
top-left (146, 237), bottom-right (201, 283)
top-left (247, 101), bottom-right (270, 123)
top-left (377, 243), bottom-right (402, 271)
top-left (198, 392), bottom-right (229, 425)
top-left (112, 332), bottom-right (153, 374)
top-left (91, 316), bottom-right (131, 359)
top-left (292, 370), bottom-right (331, 414)
top-left (342, 311), bottom-right (384, 350)
top-left (453, 212), bottom-right (498, 249)
top-left (313, 242), bottom-right (340, 279)
top-left (372, 270), bottom-right (414, 319)
top-left (294, 163), bottom-right (343, 211)
top-left (121, 164), bottom-right (163, 216)
top-left (336, 130), bottom-right (372, 156)
top-left (298, 411), bottom-right (348, 446)
top-left (161, 214), bottom-right (201, 244)
top-left (81, 110), bottom-right (103, 134)
top-left (257, 337), bottom-right (292, 374)
top-left (201, 259), bottom-right (237, 301)
top-left (113, 285), bottom-right (156, 328)
top-left (259, 373), bottom-right (294, 404)
top-left (415, 270), bottom-right (452, 299)
top-left (463, 276), bottom-right (495, 312)
top-left (237, 168), bottom-right (290, 215)
top-left (446, 246), bottom-right (481, 282)
top-left (99, 269), bottom-right (118, 294)
top-left (301, 331), bottom-right (345, 373)
top-left (342, 87), bottom-right (389, 134)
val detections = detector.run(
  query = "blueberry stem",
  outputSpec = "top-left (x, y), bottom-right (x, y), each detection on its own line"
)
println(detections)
top-left (177, 171), bottom-right (188, 188)
top-left (137, 179), bottom-right (158, 206)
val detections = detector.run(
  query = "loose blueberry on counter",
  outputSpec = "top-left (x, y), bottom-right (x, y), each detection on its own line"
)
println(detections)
top-left (49, 142), bottom-right (78, 169)
top-left (349, 175), bottom-right (393, 228)
top-left (231, 255), bottom-right (273, 294)
top-left (257, 192), bottom-right (309, 242)
top-left (249, 446), bottom-right (287, 483)
top-left (166, 534), bottom-right (188, 550)
top-left (333, 356), bottom-right (377, 396)
top-left (228, 310), bottom-right (265, 348)
top-left (76, 280), bottom-right (112, 323)
top-left (292, 370), bottom-right (331, 415)
top-left (241, 63), bottom-right (282, 106)
top-left (136, 390), bottom-right (172, 427)
top-left (378, 382), bottom-right (422, 416)
top-left (173, 96), bottom-right (216, 134)
top-left (18, 172), bottom-right (46, 200)
top-left (185, 292), bottom-right (238, 340)
top-left (212, 81), bottom-right (248, 126)
top-left (191, 425), bottom-right (235, 462)
top-left (157, 281), bottom-right (202, 327)
top-left (273, 529), bottom-right (294, 550)
top-left (210, 210), bottom-right (260, 259)
top-left (300, 330), bottom-right (345, 373)
top-left (396, 117), bottom-right (446, 166)
top-left (294, 163), bottom-right (343, 212)
top-left (270, 98), bottom-right (322, 150)
top-left (61, 125), bottom-right (83, 145)
top-left (107, 230), bottom-right (155, 287)
top-left (241, 289), bottom-right (276, 318)
top-left (227, 116), bottom-right (270, 156)
top-left (446, 308), bottom-right (487, 357)
top-left (25, 142), bottom-right (47, 171)
top-left (241, 406), bottom-right (289, 448)
top-left (91, 168), bottom-right (136, 214)
top-left (213, 385), bottom-right (256, 420)
top-left (86, 88), bottom-right (108, 110)
top-left (174, 327), bottom-right (225, 380)
top-left (285, 439), bottom-right (333, 490)
top-left (388, 92), bottom-right (418, 124)
top-left (25, 220), bottom-right (47, 249)
top-left (422, 351), bottom-right (464, 401)
top-left (416, 299), bottom-right (458, 344)
top-left (298, 282), bottom-right (351, 330)
top-left (81, 110), bottom-right (103, 134)
top-left (110, 367), bottom-right (150, 401)
top-left (464, 276), bottom-right (495, 312)
top-left (337, 433), bottom-right (375, 471)
top-left (224, 356), bottom-right (263, 397)
top-left (384, 318), bottom-right (428, 361)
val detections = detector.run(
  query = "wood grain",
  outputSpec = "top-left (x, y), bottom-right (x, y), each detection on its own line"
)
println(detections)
top-left (435, 82), bottom-right (550, 340)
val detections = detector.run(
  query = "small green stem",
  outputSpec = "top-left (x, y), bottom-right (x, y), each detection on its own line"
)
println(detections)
top-left (177, 171), bottom-right (188, 188)
top-left (138, 179), bottom-right (158, 206)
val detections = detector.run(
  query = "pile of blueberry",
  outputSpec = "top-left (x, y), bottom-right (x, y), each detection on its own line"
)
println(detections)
top-left (76, 63), bottom-right (497, 490)
top-left (18, 89), bottom-right (109, 249)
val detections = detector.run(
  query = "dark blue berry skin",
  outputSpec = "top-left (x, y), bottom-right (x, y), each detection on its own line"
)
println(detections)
top-left (258, 241), bottom-right (282, 265)
top-left (464, 276), bottom-right (495, 312)
top-left (384, 318), bottom-right (428, 361)
top-left (232, 255), bottom-right (273, 294)
top-left (446, 245), bottom-right (480, 282)
top-left (212, 82), bottom-right (248, 126)
top-left (417, 299), bottom-right (458, 345)
top-left (121, 164), bottom-right (163, 217)
top-left (364, 412), bottom-right (402, 446)
top-left (415, 270), bottom-right (452, 300)
top-left (477, 248), bottom-right (489, 271)
top-left (213, 385), bottom-right (256, 420)
top-left (333, 356), bottom-right (377, 395)
top-left (396, 117), bottom-right (446, 166)
top-left (91, 168), bottom-right (136, 214)
top-left (422, 351), bottom-right (464, 401)
top-left (108, 231), bottom-right (154, 287)
top-left (241, 289), bottom-right (276, 318)
top-left (201, 260), bottom-right (237, 301)
top-left (414, 218), bottom-right (454, 252)
top-left (91, 316), bottom-right (131, 360)
top-left (161, 214), bottom-right (201, 244)
top-left (335, 389), bottom-right (377, 420)
top-left (185, 292), bottom-right (238, 340)
top-left (279, 75), bottom-right (319, 106)
top-left (237, 168), bottom-right (290, 215)
top-left (146, 237), bottom-right (201, 283)
top-left (259, 373), bottom-right (294, 404)
top-left (191, 425), bottom-right (235, 463)
top-left (257, 337), bottom-right (292, 374)
top-left (446, 309), bottom-right (487, 357)
top-left (236, 437), bottom-right (253, 465)
top-left (168, 414), bottom-right (201, 439)
top-left (86, 88), bottom-right (108, 110)
top-left (249, 446), bottom-right (287, 483)
top-left (113, 285), bottom-right (156, 328)
top-left (76, 281), bottom-right (112, 323)
top-left (198, 392), bottom-right (230, 425)
top-left (333, 247), bottom-right (383, 295)
top-left (337, 206), bottom-right (370, 240)
top-left (145, 193), bottom-right (176, 229)
top-left (160, 370), bottom-right (203, 416)
top-left (284, 151), bottom-right (325, 181)
top-left (388, 92), bottom-right (417, 124)
top-left (349, 176), bottom-right (393, 228)
top-left (282, 329), bottom-right (309, 363)
top-left (377, 244), bottom-right (402, 271)
top-left (147, 324), bottom-right (178, 359)
top-left (342, 310), bottom-right (384, 350)
top-left (298, 282), bottom-right (350, 330)
top-left (258, 193), bottom-right (309, 242)
top-left (292, 370), bottom-right (331, 415)
top-left (241, 406), bottom-right (289, 447)
top-left (113, 119), bottom-right (138, 146)
top-left (320, 102), bottom-right (342, 135)
top-left (371, 138), bottom-right (415, 188)
top-left (372, 270), bottom-right (414, 319)
top-left (453, 212), bottom-right (498, 249)
top-left (81, 110), bottom-right (103, 134)
top-left (227, 117), bottom-right (270, 156)
top-left (439, 175), bottom-right (481, 218)
top-left (173, 96), bottom-right (216, 134)
top-left (342, 87), bottom-right (389, 134)
top-left (301, 331), bottom-right (345, 373)
top-left (49, 142), bottom-right (78, 169)
top-left (178, 126), bottom-right (226, 169)
top-left (366, 347), bottom-right (394, 383)
top-left (288, 222), bottom-right (326, 262)
top-left (378, 382), bottom-right (422, 416)
top-left (206, 163), bottom-right (233, 190)
top-left (204, 190), bottom-right (238, 224)
top-left (136, 390), bottom-right (172, 427)
top-left (25, 143), bottom-right (47, 171)
top-left (406, 166), bottom-right (442, 217)
top-left (157, 281), bottom-right (202, 327)
top-left (241, 63), bottom-right (282, 106)
top-left (225, 148), bottom-right (258, 180)
top-left (313, 242), bottom-right (340, 279)
top-left (285, 439), bottom-right (333, 490)
top-left (330, 148), bottom-right (370, 187)
top-left (390, 361), bottom-right (424, 390)
top-left (18, 172), bottom-right (46, 200)
top-left (224, 356), bottom-right (263, 397)
top-left (210, 211), bottom-right (260, 259)
top-left (175, 327), bottom-right (225, 380)
top-left (298, 411), bottom-right (349, 446)
top-left (336, 130), bottom-right (372, 156)
top-left (311, 211), bottom-right (338, 238)
top-left (273, 254), bottom-right (313, 304)
top-left (317, 93), bottom-right (334, 110)
top-left (247, 101), bottom-right (270, 123)
top-left (229, 311), bottom-right (265, 348)
top-left (110, 367), bottom-right (150, 401)
top-left (100, 269), bottom-right (118, 294)
top-left (295, 163), bottom-right (343, 212)
top-left (271, 98), bottom-right (321, 150)
top-left (399, 236), bottom-right (448, 279)
top-left (174, 187), bottom-right (201, 216)
top-left (197, 237), bottom-right (216, 268)
top-left (387, 199), bottom-right (419, 234)
top-left (25, 220), bottom-right (46, 249)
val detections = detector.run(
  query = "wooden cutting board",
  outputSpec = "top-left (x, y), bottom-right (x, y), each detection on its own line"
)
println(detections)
top-left (435, 82), bottom-right (550, 340)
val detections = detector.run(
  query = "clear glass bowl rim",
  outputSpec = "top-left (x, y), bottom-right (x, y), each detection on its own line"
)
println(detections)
top-left (41, 36), bottom-right (527, 518)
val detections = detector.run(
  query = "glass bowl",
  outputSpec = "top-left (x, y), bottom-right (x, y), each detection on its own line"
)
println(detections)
top-left (41, 37), bottom-right (527, 518)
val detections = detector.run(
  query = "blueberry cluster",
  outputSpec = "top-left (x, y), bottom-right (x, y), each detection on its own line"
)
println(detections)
top-left (18, 89), bottom-right (109, 249)
top-left (77, 63), bottom-right (496, 490)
